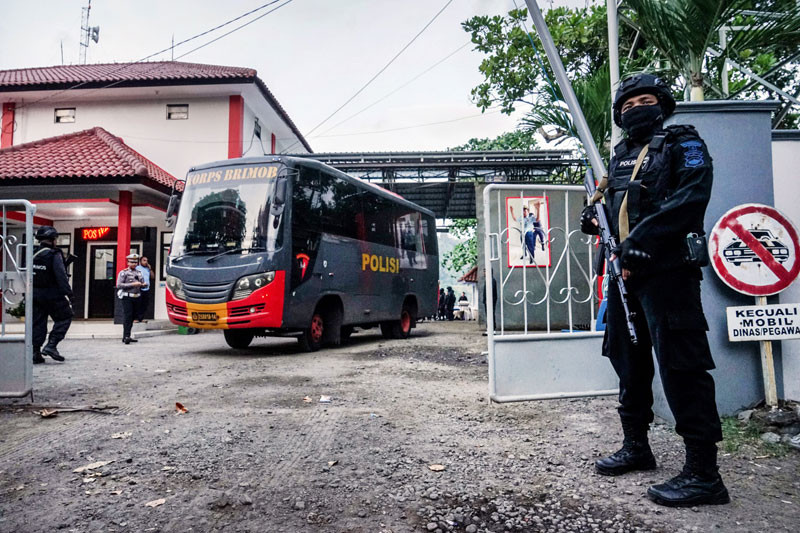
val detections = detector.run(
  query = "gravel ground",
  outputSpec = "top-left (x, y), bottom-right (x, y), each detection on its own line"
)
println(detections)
top-left (1, 320), bottom-right (798, 532)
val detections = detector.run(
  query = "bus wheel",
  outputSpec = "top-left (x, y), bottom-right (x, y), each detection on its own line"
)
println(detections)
top-left (394, 309), bottom-right (413, 339)
top-left (381, 307), bottom-right (415, 340)
top-left (299, 312), bottom-right (324, 352)
top-left (224, 329), bottom-right (254, 349)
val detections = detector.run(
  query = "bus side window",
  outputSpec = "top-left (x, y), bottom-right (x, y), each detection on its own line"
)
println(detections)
top-left (291, 167), bottom-right (322, 288)
top-left (318, 172), bottom-right (361, 240)
top-left (421, 214), bottom-right (438, 255)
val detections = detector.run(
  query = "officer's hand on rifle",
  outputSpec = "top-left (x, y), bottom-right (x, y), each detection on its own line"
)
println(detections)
top-left (580, 205), bottom-right (600, 235)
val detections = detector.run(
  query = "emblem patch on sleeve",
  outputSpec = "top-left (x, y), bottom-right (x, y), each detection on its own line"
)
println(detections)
top-left (680, 140), bottom-right (705, 168)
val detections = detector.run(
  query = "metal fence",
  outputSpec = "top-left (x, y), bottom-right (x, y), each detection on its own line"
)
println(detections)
top-left (1, 200), bottom-right (35, 398)
top-left (481, 184), bottom-right (618, 402)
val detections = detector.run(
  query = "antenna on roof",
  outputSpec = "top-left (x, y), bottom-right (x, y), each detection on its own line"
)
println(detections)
top-left (171, 34), bottom-right (175, 61)
top-left (79, 0), bottom-right (100, 64)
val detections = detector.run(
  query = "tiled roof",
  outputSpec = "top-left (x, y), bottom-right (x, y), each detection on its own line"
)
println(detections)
top-left (459, 265), bottom-right (478, 283)
top-left (0, 127), bottom-right (176, 187)
top-left (0, 61), bottom-right (256, 88)
top-left (0, 61), bottom-right (312, 153)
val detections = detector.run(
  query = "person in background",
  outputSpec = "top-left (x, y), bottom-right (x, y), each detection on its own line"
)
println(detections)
top-left (31, 226), bottom-right (73, 364)
top-left (135, 256), bottom-right (152, 322)
top-left (458, 291), bottom-right (470, 320)
top-left (445, 287), bottom-right (456, 321)
top-left (438, 288), bottom-right (447, 320)
top-left (116, 253), bottom-right (145, 345)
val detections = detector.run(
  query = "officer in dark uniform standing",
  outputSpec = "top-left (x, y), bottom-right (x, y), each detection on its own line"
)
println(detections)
top-left (581, 74), bottom-right (728, 507)
top-left (31, 226), bottom-right (73, 364)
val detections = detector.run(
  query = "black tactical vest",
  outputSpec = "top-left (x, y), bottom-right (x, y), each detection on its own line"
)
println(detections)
top-left (606, 128), bottom-right (684, 239)
top-left (32, 246), bottom-right (63, 298)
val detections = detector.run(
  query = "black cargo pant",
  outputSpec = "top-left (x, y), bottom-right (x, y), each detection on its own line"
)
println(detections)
top-left (603, 269), bottom-right (723, 444)
top-left (121, 296), bottom-right (137, 339)
top-left (32, 296), bottom-right (73, 351)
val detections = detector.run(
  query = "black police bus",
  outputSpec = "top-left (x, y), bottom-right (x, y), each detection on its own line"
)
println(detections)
top-left (165, 156), bottom-right (439, 351)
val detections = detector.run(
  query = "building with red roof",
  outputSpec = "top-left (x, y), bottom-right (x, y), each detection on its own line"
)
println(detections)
top-left (0, 61), bottom-right (310, 322)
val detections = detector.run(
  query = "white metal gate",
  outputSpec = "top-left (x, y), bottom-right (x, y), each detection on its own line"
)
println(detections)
top-left (482, 184), bottom-right (618, 402)
top-left (1, 200), bottom-right (35, 398)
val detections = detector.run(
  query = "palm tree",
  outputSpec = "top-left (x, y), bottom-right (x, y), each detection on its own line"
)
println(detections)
top-left (622, 0), bottom-right (800, 101)
top-left (520, 65), bottom-right (613, 157)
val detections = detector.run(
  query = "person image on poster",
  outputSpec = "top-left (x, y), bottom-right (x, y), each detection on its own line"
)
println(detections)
top-left (509, 202), bottom-right (546, 264)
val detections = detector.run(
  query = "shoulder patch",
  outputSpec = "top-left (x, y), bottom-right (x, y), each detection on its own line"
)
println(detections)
top-left (680, 140), bottom-right (704, 168)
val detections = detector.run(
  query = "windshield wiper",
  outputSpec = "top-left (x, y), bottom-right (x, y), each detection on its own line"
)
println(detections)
top-left (172, 250), bottom-right (216, 262)
top-left (206, 247), bottom-right (266, 263)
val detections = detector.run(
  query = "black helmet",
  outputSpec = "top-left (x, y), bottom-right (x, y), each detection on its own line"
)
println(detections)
top-left (613, 74), bottom-right (676, 127)
top-left (35, 226), bottom-right (58, 241)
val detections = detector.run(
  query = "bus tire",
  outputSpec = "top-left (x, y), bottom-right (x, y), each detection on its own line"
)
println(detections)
top-left (393, 307), bottom-right (414, 339)
top-left (299, 312), bottom-right (324, 352)
top-left (224, 329), bottom-right (254, 349)
top-left (382, 306), bottom-right (415, 340)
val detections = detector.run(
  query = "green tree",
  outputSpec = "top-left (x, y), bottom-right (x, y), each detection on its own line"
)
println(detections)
top-left (441, 218), bottom-right (477, 275)
top-left (450, 129), bottom-right (538, 151)
top-left (623, 0), bottom-right (800, 102)
top-left (463, 5), bottom-right (653, 155)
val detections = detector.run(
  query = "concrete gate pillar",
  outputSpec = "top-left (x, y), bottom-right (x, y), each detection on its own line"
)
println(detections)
top-left (654, 100), bottom-right (782, 419)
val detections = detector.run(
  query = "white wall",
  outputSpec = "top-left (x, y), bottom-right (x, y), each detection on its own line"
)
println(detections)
top-left (241, 85), bottom-right (311, 155)
top-left (772, 136), bottom-right (800, 401)
top-left (15, 97), bottom-right (230, 180)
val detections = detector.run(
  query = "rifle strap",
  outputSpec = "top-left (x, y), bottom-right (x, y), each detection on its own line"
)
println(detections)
top-left (618, 144), bottom-right (650, 242)
top-left (590, 174), bottom-right (609, 204)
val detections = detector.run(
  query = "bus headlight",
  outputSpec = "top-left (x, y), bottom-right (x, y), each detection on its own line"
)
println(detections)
top-left (166, 275), bottom-right (186, 300)
top-left (232, 271), bottom-right (275, 300)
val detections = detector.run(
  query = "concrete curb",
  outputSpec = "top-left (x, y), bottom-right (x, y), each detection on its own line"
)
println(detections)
top-left (64, 328), bottom-right (179, 340)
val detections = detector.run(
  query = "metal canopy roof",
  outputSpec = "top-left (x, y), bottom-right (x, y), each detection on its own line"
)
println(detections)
top-left (289, 150), bottom-right (584, 219)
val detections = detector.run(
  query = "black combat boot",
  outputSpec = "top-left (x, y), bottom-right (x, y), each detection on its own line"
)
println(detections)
top-left (595, 423), bottom-right (657, 476)
top-left (32, 348), bottom-right (45, 365)
top-left (41, 343), bottom-right (65, 362)
top-left (647, 442), bottom-right (730, 507)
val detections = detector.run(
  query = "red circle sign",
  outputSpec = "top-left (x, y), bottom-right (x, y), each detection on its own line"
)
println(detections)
top-left (709, 204), bottom-right (800, 296)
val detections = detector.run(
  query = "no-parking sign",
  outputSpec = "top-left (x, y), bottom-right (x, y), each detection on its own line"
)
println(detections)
top-left (709, 204), bottom-right (800, 296)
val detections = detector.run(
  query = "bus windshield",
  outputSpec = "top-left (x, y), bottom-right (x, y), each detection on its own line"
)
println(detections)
top-left (171, 163), bottom-right (283, 258)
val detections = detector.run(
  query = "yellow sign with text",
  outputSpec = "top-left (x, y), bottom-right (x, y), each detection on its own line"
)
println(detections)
top-left (187, 165), bottom-right (279, 186)
top-left (362, 253), bottom-right (399, 274)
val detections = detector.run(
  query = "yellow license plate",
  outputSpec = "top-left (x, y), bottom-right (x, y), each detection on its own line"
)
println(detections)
top-left (192, 312), bottom-right (218, 321)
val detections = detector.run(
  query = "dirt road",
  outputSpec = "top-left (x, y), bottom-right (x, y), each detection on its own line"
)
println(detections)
top-left (1, 321), bottom-right (797, 532)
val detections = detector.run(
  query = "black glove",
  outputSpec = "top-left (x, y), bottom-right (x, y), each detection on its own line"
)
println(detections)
top-left (580, 204), bottom-right (600, 235)
top-left (619, 240), bottom-right (652, 271)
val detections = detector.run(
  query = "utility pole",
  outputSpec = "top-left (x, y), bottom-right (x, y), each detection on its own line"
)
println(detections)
top-left (607, 0), bottom-right (622, 146)
top-left (521, 0), bottom-right (606, 176)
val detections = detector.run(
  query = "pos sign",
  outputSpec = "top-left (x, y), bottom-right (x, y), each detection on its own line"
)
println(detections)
top-left (708, 204), bottom-right (800, 296)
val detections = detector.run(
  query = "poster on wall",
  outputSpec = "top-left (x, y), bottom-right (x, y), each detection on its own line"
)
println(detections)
top-left (506, 196), bottom-right (551, 268)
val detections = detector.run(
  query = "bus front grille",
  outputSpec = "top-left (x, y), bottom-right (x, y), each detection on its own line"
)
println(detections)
top-left (182, 281), bottom-right (233, 303)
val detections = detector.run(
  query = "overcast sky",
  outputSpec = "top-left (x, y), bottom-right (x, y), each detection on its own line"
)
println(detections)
top-left (0, 0), bottom-right (589, 153)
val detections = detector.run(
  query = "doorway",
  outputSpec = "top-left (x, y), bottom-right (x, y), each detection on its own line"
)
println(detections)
top-left (85, 242), bottom-right (141, 318)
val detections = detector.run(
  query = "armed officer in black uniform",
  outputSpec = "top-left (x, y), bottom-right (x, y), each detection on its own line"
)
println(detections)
top-left (581, 74), bottom-right (729, 507)
top-left (31, 226), bottom-right (73, 364)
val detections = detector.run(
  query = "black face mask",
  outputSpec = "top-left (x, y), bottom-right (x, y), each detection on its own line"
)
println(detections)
top-left (620, 104), bottom-right (663, 140)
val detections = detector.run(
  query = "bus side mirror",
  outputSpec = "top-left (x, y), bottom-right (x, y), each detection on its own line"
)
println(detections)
top-left (271, 178), bottom-right (287, 217)
top-left (166, 194), bottom-right (181, 226)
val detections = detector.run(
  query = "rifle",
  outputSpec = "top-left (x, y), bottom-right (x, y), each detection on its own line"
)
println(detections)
top-left (584, 169), bottom-right (638, 345)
